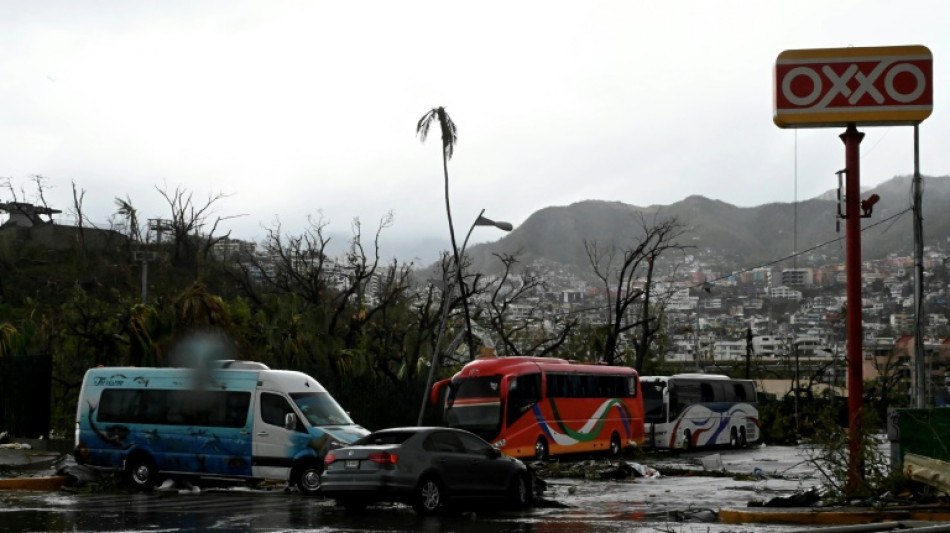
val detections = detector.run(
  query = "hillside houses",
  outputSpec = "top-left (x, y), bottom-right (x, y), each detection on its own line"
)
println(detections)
top-left (202, 234), bottom-right (950, 404)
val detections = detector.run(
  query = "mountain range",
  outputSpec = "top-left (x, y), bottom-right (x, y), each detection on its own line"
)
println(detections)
top-left (459, 175), bottom-right (950, 277)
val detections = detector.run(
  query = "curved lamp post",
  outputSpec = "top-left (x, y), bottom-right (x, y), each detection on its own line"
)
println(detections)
top-left (417, 209), bottom-right (513, 425)
top-left (457, 210), bottom-right (514, 360)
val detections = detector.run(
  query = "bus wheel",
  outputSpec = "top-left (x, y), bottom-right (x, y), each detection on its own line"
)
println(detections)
top-left (683, 430), bottom-right (693, 450)
top-left (730, 428), bottom-right (739, 448)
top-left (292, 460), bottom-right (322, 496)
top-left (739, 427), bottom-right (748, 447)
top-left (125, 453), bottom-right (159, 491)
top-left (534, 437), bottom-right (549, 461)
top-left (609, 433), bottom-right (622, 456)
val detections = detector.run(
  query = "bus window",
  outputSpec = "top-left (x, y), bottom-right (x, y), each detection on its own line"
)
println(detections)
top-left (700, 383), bottom-right (714, 403)
top-left (506, 373), bottom-right (541, 427)
top-left (670, 381), bottom-right (701, 418)
top-left (734, 383), bottom-right (747, 402)
top-left (627, 376), bottom-right (638, 398)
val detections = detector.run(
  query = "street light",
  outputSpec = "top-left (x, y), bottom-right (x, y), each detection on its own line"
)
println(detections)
top-left (457, 210), bottom-right (513, 360)
top-left (417, 209), bottom-right (513, 425)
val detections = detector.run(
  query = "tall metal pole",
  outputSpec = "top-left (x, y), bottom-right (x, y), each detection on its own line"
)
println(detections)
top-left (140, 259), bottom-right (148, 303)
top-left (913, 123), bottom-right (926, 408)
top-left (841, 123), bottom-right (865, 495)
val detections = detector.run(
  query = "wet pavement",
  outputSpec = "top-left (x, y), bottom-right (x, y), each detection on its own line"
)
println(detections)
top-left (0, 444), bottom-right (837, 532)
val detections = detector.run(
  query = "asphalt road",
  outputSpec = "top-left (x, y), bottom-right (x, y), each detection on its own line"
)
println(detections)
top-left (0, 444), bottom-right (825, 532)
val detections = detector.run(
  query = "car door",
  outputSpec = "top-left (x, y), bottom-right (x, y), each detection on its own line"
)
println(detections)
top-left (456, 432), bottom-right (512, 496)
top-left (423, 430), bottom-right (474, 497)
top-left (251, 391), bottom-right (299, 481)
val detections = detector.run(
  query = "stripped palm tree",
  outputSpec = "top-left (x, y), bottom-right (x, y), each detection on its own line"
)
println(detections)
top-left (114, 196), bottom-right (141, 243)
top-left (416, 107), bottom-right (475, 359)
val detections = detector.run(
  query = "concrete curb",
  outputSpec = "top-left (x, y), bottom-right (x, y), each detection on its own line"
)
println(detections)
top-left (720, 507), bottom-right (950, 526)
top-left (0, 476), bottom-right (70, 492)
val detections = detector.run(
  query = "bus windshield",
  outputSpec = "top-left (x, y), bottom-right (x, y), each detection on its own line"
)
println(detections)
top-left (642, 381), bottom-right (667, 423)
top-left (444, 376), bottom-right (503, 440)
top-left (290, 392), bottom-right (353, 426)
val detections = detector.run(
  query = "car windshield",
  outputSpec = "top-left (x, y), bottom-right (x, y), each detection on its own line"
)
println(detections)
top-left (290, 392), bottom-right (353, 426)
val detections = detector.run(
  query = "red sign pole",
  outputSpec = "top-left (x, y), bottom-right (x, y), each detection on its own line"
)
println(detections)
top-left (841, 123), bottom-right (865, 494)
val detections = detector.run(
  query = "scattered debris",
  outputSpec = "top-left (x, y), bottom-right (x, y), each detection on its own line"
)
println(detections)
top-left (755, 487), bottom-right (822, 508)
top-left (701, 453), bottom-right (724, 472)
top-left (0, 442), bottom-right (33, 450)
top-left (904, 453), bottom-right (950, 495)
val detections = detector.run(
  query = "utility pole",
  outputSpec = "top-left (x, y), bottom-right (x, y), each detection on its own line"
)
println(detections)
top-left (913, 123), bottom-right (927, 408)
top-left (132, 250), bottom-right (158, 304)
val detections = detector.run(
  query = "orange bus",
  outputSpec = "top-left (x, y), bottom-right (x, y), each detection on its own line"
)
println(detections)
top-left (430, 356), bottom-right (644, 460)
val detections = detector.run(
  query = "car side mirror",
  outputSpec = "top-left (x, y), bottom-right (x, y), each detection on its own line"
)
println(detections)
top-left (284, 412), bottom-right (297, 430)
top-left (487, 447), bottom-right (501, 459)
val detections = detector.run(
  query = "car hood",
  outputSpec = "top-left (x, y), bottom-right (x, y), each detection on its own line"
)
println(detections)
top-left (315, 424), bottom-right (370, 445)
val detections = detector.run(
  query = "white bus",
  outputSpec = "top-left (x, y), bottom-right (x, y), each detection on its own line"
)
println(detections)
top-left (74, 361), bottom-right (368, 494)
top-left (640, 374), bottom-right (759, 450)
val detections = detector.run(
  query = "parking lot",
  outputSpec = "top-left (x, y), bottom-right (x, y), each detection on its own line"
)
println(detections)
top-left (0, 443), bottom-right (828, 532)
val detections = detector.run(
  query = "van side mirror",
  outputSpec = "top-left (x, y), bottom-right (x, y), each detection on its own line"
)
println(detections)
top-left (284, 413), bottom-right (297, 430)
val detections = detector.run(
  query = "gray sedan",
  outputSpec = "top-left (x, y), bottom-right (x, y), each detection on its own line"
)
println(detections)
top-left (321, 426), bottom-right (532, 514)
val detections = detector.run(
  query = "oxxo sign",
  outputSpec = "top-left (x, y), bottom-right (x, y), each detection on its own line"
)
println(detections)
top-left (774, 45), bottom-right (932, 128)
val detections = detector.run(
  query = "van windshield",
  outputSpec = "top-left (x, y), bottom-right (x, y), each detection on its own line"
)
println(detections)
top-left (290, 392), bottom-right (353, 426)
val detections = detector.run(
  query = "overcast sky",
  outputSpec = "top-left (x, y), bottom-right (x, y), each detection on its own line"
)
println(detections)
top-left (2, 1), bottom-right (948, 263)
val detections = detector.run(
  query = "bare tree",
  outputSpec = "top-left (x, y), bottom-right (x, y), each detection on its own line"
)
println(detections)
top-left (483, 252), bottom-right (577, 357)
top-left (585, 214), bottom-right (689, 368)
top-left (155, 184), bottom-right (241, 268)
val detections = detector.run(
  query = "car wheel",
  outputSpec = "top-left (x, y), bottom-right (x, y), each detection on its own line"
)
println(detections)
top-left (730, 428), bottom-right (739, 448)
top-left (125, 453), bottom-right (158, 491)
top-left (508, 473), bottom-right (532, 508)
top-left (292, 460), bottom-right (322, 496)
top-left (413, 476), bottom-right (443, 515)
top-left (683, 430), bottom-right (693, 450)
top-left (609, 433), bottom-right (622, 456)
top-left (534, 437), bottom-right (549, 461)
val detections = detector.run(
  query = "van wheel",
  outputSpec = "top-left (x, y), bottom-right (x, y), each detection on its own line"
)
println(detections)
top-left (609, 433), bottom-right (622, 456)
top-left (413, 475), bottom-right (444, 515)
top-left (534, 437), bottom-right (549, 461)
top-left (125, 453), bottom-right (159, 491)
top-left (292, 460), bottom-right (322, 496)
top-left (730, 428), bottom-right (739, 448)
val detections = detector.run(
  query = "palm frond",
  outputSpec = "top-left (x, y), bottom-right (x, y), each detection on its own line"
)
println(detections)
top-left (416, 109), bottom-right (438, 142)
top-left (436, 107), bottom-right (458, 160)
top-left (417, 107), bottom-right (458, 160)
